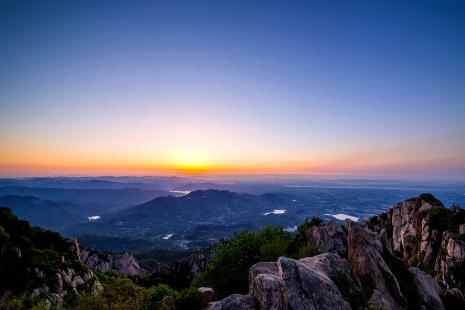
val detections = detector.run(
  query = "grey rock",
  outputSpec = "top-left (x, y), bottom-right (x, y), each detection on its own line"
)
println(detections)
top-left (66, 238), bottom-right (80, 260)
top-left (278, 256), bottom-right (351, 310)
top-left (80, 247), bottom-right (145, 276)
top-left (460, 224), bottom-right (465, 235)
top-left (162, 295), bottom-right (174, 306)
top-left (367, 289), bottom-right (403, 310)
top-left (209, 294), bottom-right (257, 310)
top-left (348, 222), bottom-right (406, 309)
top-left (409, 267), bottom-right (445, 310)
top-left (249, 262), bottom-right (279, 294)
top-left (435, 231), bottom-right (465, 290)
top-left (198, 287), bottom-right (215, 304)
top-left (251, 273), bottom-right (288, 310)
top-left (170, 243), bottom-right (219, 282)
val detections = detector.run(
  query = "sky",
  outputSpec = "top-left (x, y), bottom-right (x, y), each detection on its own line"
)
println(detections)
top-left (1, 0), bottom-right (465, 179)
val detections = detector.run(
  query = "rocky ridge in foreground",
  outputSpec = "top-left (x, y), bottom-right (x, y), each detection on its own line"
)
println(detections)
top-left (0, 208), bottom-right (102, 308)
top-left (211, 193), bottom-right (465, 310)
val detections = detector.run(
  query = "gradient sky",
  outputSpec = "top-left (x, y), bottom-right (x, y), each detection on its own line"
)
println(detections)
top-left (1, 0), bottom-right (465, 179)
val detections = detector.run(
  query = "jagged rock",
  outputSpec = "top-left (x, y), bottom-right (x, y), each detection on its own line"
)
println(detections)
top-left (170, 243), bottom-right (219, 284)
top-left (460, 224), bottom-right (465, 235)
top-left (247, 253), bottom-right (359, 310)
top-left (409, 267), bottom-right (445, 310)
top-left (305, 253), bottom-right (364, 309)
top-left (278, 255), bottom-right (352, 310)
top-left (367, 289), bottom-right (403, 310)
top-left (66, 238), bottom-right (80, 260)
top-left (435, 231), bottom-right (465, 290)
top-left (29, 267), bottom-right (102, 308)
top-left (305, 220), bottom-right (347, 256)
top-left (380, 228), bottom-right (393, 254)
top-left (391, 194), bottom-right (443, 266)
top-left (209, 294), bottom-right (257, 310)
top-left (251, 273), bottom-right (288, 310)
top-left (80, 247), bottom-right (145, 276)
top-left (198, 287), bottom-right (215, 304)
top-left (249, 261), bottom-right (288, 310)
top-left (348, 221), bottom-right (406, 309)
top-left (249, 262), bottom-right (280, 294)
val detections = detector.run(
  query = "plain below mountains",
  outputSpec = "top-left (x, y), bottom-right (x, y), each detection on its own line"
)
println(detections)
top-left (64, 189), bottom-right (303, 249)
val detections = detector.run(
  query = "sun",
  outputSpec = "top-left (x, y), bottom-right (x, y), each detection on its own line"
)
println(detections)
top-left (170, 149), bottom-right (212, 174)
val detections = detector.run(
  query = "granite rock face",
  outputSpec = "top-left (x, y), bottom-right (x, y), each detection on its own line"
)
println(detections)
top-left (213, 194), bottom-right (465, 310)
top-left (435, 231), bottom-right (465, 291)
top-left (248, 253), bottom-right (360, 310)
top-left (32, 267), bottom-right (102, 308)
top-left (80, 247), bottom-right (146, 276)
top-left (305, 220), bottom-right (347, 256)
top-left (391, 194), bottom-right (443, 267)
top-left (409, 267), bottom-right (445, 310)
top-left (170, 243), bottom-right (220, 284)
top-left (348, 221), bottom-right (406, 310)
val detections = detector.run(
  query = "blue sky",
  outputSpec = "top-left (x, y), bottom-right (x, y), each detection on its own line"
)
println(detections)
top-left (1, 1), bottom-right (465, 179)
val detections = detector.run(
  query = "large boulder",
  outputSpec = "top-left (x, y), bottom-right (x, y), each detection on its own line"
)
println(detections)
top-left (278, 256), bottom-right (351, 310)
top-left (409, 267), bottom-right (445, 310)
top-left (249, 262), bottom-right (288, 310)
top-left (348, 221), bottom-right (406, 309)
top-left (198, 287), bottom-right (215, 305)
top-left (248, 253), bottom-right (359, 310)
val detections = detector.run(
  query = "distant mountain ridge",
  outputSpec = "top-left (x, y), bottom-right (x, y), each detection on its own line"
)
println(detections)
top-left (0, 195), bottom-right (82, 229)
top-left (65, 189), bottom-right (299, 248)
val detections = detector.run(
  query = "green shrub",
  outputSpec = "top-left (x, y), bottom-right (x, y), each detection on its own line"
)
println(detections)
top-left (297, 244), bottom-right (322, 258)
top-left (202, 225), bottom-right (293, 298)
top-left (0, 298), bottom-right (24, 310)
top-left (174, 287), bottom-right (204, 310)
top-left (146, 283), bottom-right (175, 303)
top-left (0, 225), bottom-right (10, 245)
top-left (428, 206), bottom-right (465, 235)
top-left (428, 207), bottom-right (451, 233)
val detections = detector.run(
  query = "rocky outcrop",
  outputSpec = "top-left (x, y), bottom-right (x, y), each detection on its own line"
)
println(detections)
top-left (249, 262), bottom-right (288, 310)
top-left (435, 231), bottom-right (465, 290)
top-left (208, 194), bottom-right (465, 310)
top-left (80, 247), bottom-right (146, 276)
top-left (169, 242), bottom-right (220, 286)
top-left (348, 221), bottom-right (406, 309)
top-left (31, 266), bottom-right (102, 308)
top-left (247, 253), bottom-right (362, 310)
top-left (390, 193), bottom-right (443, 267)
top-left (305, 220), bottom-right (347, 256)
top-left (0, 207), bottom-right (103, 308)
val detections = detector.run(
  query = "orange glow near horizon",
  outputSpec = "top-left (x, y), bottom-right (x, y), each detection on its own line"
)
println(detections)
top-left (1, 132), bottom-right (465, 178)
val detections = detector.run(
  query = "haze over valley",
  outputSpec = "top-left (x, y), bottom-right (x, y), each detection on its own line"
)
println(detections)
top-left (1, 176), bottom-right (464, 255)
